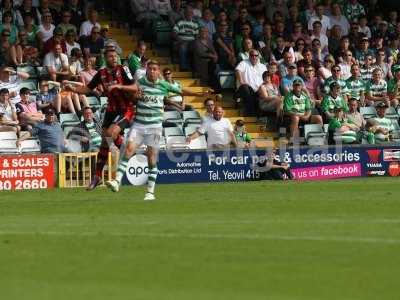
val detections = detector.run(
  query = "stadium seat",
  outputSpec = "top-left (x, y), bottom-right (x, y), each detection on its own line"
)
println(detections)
top-left (188, 135), bottom-right (207, 150)
top-left (164, 126), bottom-right (184, 138)
top-left (218, 71), bottom-right (236, 90)
top-left (183, 110), bottom-right (201, 126)
top-left (63, 124), bottom-right (76, 137)
top-left (0, 139), bottom-right (18, 153)
top-left (0, 131), bottom-right (18, 140)
top-left (163, 110), bottom-right (183, 126)
top-left (19, 80), bottom-right (38, 93)
top-left (20, 139), bottom-right (40, 153)
top-left (166, 135), bottom-right (189, 150)
top-left (360, 107), bottom-right (377, 119)
top-left (65, 139), bottom-right (82, 153)
top-left (184, 124), bottom-right (201, 136)
top-left (100, 96), bottom-right (108, 107)
top-left (152, 19), bottom-right (171, 46)
top-left (304, 124), bottom-right (326, 146)
top-left (59, 113), bottom-right (80, 127)
top-left (86, 96), bottom-right (100, 109)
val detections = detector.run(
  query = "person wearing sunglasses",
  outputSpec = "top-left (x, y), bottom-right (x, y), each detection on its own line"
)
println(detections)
top-left (0, 11), bottom-right (18, 45)
top-left (82, 26), bottom-right (104, 59)
top-left (0, 29), bottom-right (19, 66)
top-left (43, 26), bottom-right (67, 55)
top-left (360, 54), bottom-right (375, 82)
top-left (55, 9), bottom-right (77, 36)
top-left (235, 49), bottom-right (267, 116)
top-left (323, 64), bottom-right (348, 100)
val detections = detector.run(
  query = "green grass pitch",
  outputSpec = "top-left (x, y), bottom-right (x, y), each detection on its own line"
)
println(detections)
top-left (1, 178), bottom-right (400, 300)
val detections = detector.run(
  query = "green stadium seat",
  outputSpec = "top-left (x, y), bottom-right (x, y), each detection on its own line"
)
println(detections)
top-left (304, 124), bottom-right (326, 146)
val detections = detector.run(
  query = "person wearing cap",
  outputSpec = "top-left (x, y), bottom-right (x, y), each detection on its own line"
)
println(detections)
top-left (0, 65), bottom-right (30, 104)
top-left (346, 64), bottom-right (366, 105)
top-left (43, 42), bottom-right (70, 81)
top-left (327, 106), bottom-right (358, 144)
top-left (55, 9), bottom-right (77, 36)
top-left (127, 40), bottom-right (147, 75)
top-left (283, 79), bottom-right (323, 140)
top-left (235, 48), bottom-right (267, 116)
top-left (43, 26), bottom-right (67, 55)
top-left (280, 63), bottom-right (304, 96)
top-left (321, 81), bottom-right (349, 122)
top-left (16, 107), bottom-right (66, 153)
top-left (387, 65), bottom-right (400, 107)
top-left (100, 25), bottom-right (122, 56)
top-left (15, 87), bottom-right (44, 131)
top-left (368, 102), bottom-right (396, 144)
top-left (366, 68), bottom-right (390, 107)
top-left (0, 88), bottom-right (19, 133)
top-left (81, 26), bottom-right (104, 59)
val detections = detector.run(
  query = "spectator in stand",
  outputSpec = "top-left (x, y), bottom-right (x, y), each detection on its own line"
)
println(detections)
top-left (37, 11), bottom-right (55, 44)
top-left (16, 107), bottom-right (66, 153)
top-left (81, 26), bottom-right (104, 59)
top-left (309, 21), bottom-right (328, 53)
top-left (327, 106), bottom-right (358, 144)
top-left (358, 15), bottom-right (371, 39)
top-left (293, 38), bottom-right (306, 62)
top-left (43, 42), bottom-right (69, 81)
top-left (18, 0), bottom-right (40, 25)
top-left (64, 28), bottom-right (80, 57)
top-left (21, 12), bottom-right (39, 48)
top-left (79, 8), bottom-right (100, 38)
top-left (367, 102), bottom-right (395, 144)
top-left (187, 106), bottom-right (237, 149)
top-left (257, 23), bottom-right (274, 64)
top-left (328, 25), bottom-right (343, 56)
top-left (15, 87), bottom-right (44, 131)
top-left (258, 70), bottom-right (282, 119)
top-left (374, 49), bottom-right (391, 80)
top-left (297, 48), bottom-right (318, 78)
top-left (355, 36), bottom-right (374, 66)
top-left (307, 3), bottom-right (331, 35)
top-left (235, 49), bottom-right (267, 116)
top-left (360, 54), bottom-right (374, 82)
top-left (56, 9), bottom-right (77, 36)
top-left (0, 0), bottom-right (23, 27)
top-left (346, 98), bottom-right (365, 131)
top-left (0, 66), bottom-right (30, 104)
top-left (100, 25), bottom-right (122, 57)
top-left (233, 22), bottom-right (253, 56)
top-left (79, 56), bottom-right (102, 96)
top-left (68, 106), bottom-right (102, 152)
top-left (321, 81), bottom-right (349, 122)
top-left (323, 64), bottom-right (348, 98)
top-left (213, 21), bottom-right (236, 69)
top-left (283, 79), bottom-right (323, 141)
top-left (238, 38), bottom-right (260, 62)
top-left (69, 47), bottom-right (83, 80)
top-left (35, 0), bottom-right (58, 25)
top-left (281, 63), bottom-right (304, 96)
top-left (201, 97), bottom-right (215, 125)
top-left (365, 68), bottom-right (390, 107)
top-left (387, 65), bottom-right (400, 107)
top-left (303, 65), bottom-right (322, 107)
top-left (346, 64), bottom-right (366, 106)
top-left (0, 11), bottom-right (19, 45)
top-left (172, 5), bottom-right (199, 71)
top-left (334, 36), bottom-right (351, 63)
top-left (162, 68), bottom-right (196, 112)
top-left (199, 8), bottom-right (216, 40)
top-left (168, 0), bottom-right (184, 27)
top-left (63, 0), bottom-right (85, 29)
top-left (233, 119), bottom-right (252, 148)
top-left (278, 50), bottom-right (295, 78)
top-left (329, 3), bottom-right (349, 36)
top-left (310, 38), bottom-right (327, 65)
top-left (43, 26), bottom-right (67, 55)
top-left (233, 7), bottom-right (253, 36)
top-left (16, 30), bottom-right (40, 65)
top-left (0, 29), bottom-right (19, 66)
top-left (344, 0), bottom-right (365, 23)
top-left (338, 50), bottom-right (354, 80)
top-left (127, 40), bottom-right (146, 75)
top-left (272, 35), bottom-right (293, 63)
top-left (0, 88), bottom-right (19, 133)
top-left (36, 77), bottom-right (62, 113)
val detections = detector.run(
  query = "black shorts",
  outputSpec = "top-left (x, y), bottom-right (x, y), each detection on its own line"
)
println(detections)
top-left (102, 111), bottom-right (131, 132)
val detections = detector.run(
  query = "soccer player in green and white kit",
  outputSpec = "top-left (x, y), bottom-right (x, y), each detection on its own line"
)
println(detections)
top-left (106, 60), bottom-right (211, 200)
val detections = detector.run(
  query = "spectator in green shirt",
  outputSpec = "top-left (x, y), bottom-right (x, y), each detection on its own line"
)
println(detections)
top-left (387, 65), bottom-right (400, 108)
top-left (234, 119), bottom-right (252, 148)
top-left (283, 79), bottom-right (323, 140)
top-left (321, 82), bottom-right (349, 122)
top-left (328, 107), bottom-right (358, 144)
top-left (127, 40), bottom-right (147, 75)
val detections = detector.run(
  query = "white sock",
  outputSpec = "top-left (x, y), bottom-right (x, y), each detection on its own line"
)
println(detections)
top-left (147, 166), bottom-right (158, 194)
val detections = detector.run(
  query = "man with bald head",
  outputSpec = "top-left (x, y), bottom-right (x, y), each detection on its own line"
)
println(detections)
top-left (235, 48), bottom-right (267, 116)
top-left (187, 106), bottom-right (237, 149)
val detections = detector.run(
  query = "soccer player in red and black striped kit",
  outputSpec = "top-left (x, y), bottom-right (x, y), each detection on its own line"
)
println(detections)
top-left (66, 49), bottom-right (139, 190)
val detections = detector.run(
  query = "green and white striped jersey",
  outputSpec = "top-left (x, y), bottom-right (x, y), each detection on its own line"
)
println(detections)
top-left (173, 19), bottom-right (199, 42)
top-left (373, 117), bottom-right (394, 132)
top-left (135, 77), bottom-right (182, 128)
top-left (346, 76), bottom-right (366, 100)
top-left (323, 77), bottom-right (348, 96)
top-left (87, 122), bottom-right (102, 151)
top-left (366, 79), bottom-right (387, 98)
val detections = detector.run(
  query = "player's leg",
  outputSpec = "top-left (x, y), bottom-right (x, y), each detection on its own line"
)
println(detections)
top-left (144, 145), bottom-right (158, 201)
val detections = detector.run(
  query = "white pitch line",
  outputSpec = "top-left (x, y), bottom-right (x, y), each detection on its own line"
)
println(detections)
top-left (0, 230), bottom-right (399, 245)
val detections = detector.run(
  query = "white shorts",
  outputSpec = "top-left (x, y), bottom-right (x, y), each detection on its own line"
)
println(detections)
top-left (126, 125), bottom-right (162, 148)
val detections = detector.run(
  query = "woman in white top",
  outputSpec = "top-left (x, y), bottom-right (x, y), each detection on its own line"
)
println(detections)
top-left (37, 12), bottom-right (55, 43)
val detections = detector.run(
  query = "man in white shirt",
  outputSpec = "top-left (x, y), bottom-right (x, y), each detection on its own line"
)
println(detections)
top-left (0, 66), bottom-right (30, 104)
top-left (43, 43), bottom-right (70, 81)
top-left (235, 49), bottom-right (267, 116)
top-left (308, 3), bottom-right (331, 35)
top-left (187, 106), bottom-right (237, 149)
top-left (79, 9), bottom-right (100, 37)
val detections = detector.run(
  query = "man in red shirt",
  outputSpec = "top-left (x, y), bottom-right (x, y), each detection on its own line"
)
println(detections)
top-left (67, 49), bottom-right (139, 190)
